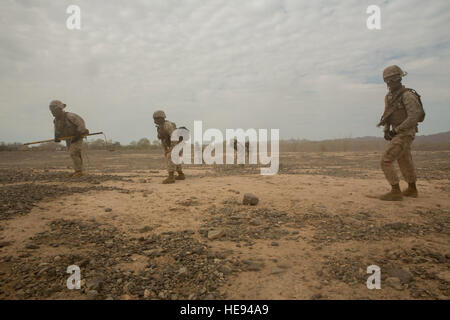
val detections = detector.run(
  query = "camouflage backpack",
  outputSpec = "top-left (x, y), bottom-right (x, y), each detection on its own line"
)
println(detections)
top-left (378, 88), bottom-right (425, 127)
top-left (404, 88), bottom-right (425, 123)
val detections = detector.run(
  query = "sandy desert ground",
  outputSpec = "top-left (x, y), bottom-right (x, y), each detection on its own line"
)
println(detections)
top-left (0, 149), bottom-right (449, 300)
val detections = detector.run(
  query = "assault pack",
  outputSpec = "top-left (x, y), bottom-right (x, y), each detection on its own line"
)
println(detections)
top-left (406, 88), bottom-right (425, 123)
top-left (377, 88), bottom-right (425, 127)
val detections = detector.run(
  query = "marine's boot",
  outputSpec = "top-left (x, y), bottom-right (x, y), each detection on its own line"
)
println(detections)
top-left (162, 172), bottom-right (175, 184)
top-left (175, 171), bottom-right (185, 180)
top-left (68, 171), bottom-right (83, 177)
top-left (402, 183), bottom-right (418, 198)
top-left (379, 184), bottom-right (403, 201)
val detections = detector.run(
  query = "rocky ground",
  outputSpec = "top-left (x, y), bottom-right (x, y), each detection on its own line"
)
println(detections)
top-left (0, 150), bottom-right (449, 300)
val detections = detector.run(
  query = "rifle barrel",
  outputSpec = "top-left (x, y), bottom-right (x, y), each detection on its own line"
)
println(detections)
top-left (23, 132), bottom-right (104, 146)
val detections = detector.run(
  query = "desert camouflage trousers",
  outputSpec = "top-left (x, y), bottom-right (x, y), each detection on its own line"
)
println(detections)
top-left (67, 139), bottom-right (83, 172)
top-left (165, 144), bottom-right (182, 174)
top-left (381, 135), bottom-right (417, 185)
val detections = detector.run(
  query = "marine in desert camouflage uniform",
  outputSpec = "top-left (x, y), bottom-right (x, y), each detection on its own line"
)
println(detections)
top-left (153, 110), bottom-right (185, 184)
top-left (377, 66), bottom-right (424, 201)
top-left (232, 138), bottom-right (250, 164)
top-left (49, 100), bottom-right (89, 177)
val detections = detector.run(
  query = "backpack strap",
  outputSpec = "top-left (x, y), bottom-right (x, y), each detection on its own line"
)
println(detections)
top-left (377, 87), bottom-right (409, 126)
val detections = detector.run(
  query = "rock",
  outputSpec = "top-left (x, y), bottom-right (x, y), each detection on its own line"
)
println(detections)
top-left (104, 208), bottom-right (113, 212)
top-left (218, 265), bottom-right (232, 275)
top-left (26, 244), bottom-right (39, 249)
top-left (53, 256), bottom-right (61, 262)
top-left (243, 193), bottom-right (259, 206)
top-left (311, 294), bottom-right (322, 300)
top-left (86, 277), bottom-right (103, 291)
top-left (139, 226), bottom-right (152, 233)
top-left (246, 262), bottom-right (263, 271)
top-left (385, 277), bottom-right (403, 290)
top-left (105, 240), bottom-right (113, 248)
top-left (445, 253), bottom-right (450, 260)
top-left (208, 230), bottom-right (225, 240)
top-left (144, 289), bottom-right (151, 299)
top-left (386, 267), bottom-right (413, 284)
top-left (178, 267), bottom-right (188, 275)
top-left (249, 218), bottom-right (263, 226)
top-left (271, 242), bottom-right (279, 247)
top-left (86, 290), bottom-right (99, 299)
top-left (270, 267), bottom-right (285, 275)
top-left (121, 294), bottom-right (132, 300)
top-left (192, 246), bottom-right (204, 254)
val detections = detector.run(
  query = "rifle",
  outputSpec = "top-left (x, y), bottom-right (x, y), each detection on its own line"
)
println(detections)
top-left (23, 132), bottom-right (104, 146)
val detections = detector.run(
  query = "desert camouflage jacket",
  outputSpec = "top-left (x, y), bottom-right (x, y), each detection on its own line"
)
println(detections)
top-left (381, 86), bottom-right (422, 137)
top-left (157, 120), bottom-right (177, 151)
top-left (54, 112), bottom-right (88, 139)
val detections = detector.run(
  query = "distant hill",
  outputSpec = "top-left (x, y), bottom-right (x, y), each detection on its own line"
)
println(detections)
top-left (352, 131), bottom-right (450, 144)
top-left (280, 131), bottom-right (450, 152)
top-left (415, 131), bottom-right (450, 144)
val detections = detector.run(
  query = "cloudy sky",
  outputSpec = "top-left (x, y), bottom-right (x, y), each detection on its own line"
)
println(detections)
top-left (1, 0), bottom-right (449, 144)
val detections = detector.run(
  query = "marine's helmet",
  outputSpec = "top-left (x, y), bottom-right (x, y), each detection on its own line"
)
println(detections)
top-left (153, 110), bottom-right (166, 119)
top-left (49, 100), bottom-right (66, 111)
top-left (383, 65), bottom-right (407, 80)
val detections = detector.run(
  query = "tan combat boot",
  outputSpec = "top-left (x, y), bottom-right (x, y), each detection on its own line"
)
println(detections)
top-left (68, 171), bottom-right (83, 177)
top-left (175, 171), bottom-right (185, 180)
top-left (162, 172), bottom-right (175, 184)
top-left (402, 183), bottom-right (418, 198)
top-left (379, 184), bottom-right (403, 201)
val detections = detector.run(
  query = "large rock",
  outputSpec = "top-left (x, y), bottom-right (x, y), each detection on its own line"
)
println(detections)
top-left (386, 267), bottom-right (413, 284)
top-left (208, 230), bottom-right (225, 240)
top-left (243, 193), bottom-right (259, 206)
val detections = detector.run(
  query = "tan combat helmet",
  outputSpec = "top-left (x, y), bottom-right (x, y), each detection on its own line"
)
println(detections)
top-left (49, 100), bottom-right (66, 111)
top-left (383, 65), bottom-right (407, 80)
top-left (153, 110), bottom-right (166, 119)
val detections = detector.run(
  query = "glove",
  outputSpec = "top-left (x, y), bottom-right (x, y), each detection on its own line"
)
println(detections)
top-left (389, 129), bottom-right (397, 138)
top-left (70, 132), bottom-right (82, 143)
top-left (384, 131), bottom-right (393, 141)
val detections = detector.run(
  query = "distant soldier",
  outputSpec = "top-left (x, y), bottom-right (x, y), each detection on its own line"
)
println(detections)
top-left (233, 138), bottom-right (238, 152)
top-left (49, 100), bottom-right (89, 177)
top-left (153, 110), bottom-right (185, 184)
top-left (377, 66), bottom-right (425, 201)
top-left (232, 138), bottom-right (250, 163)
